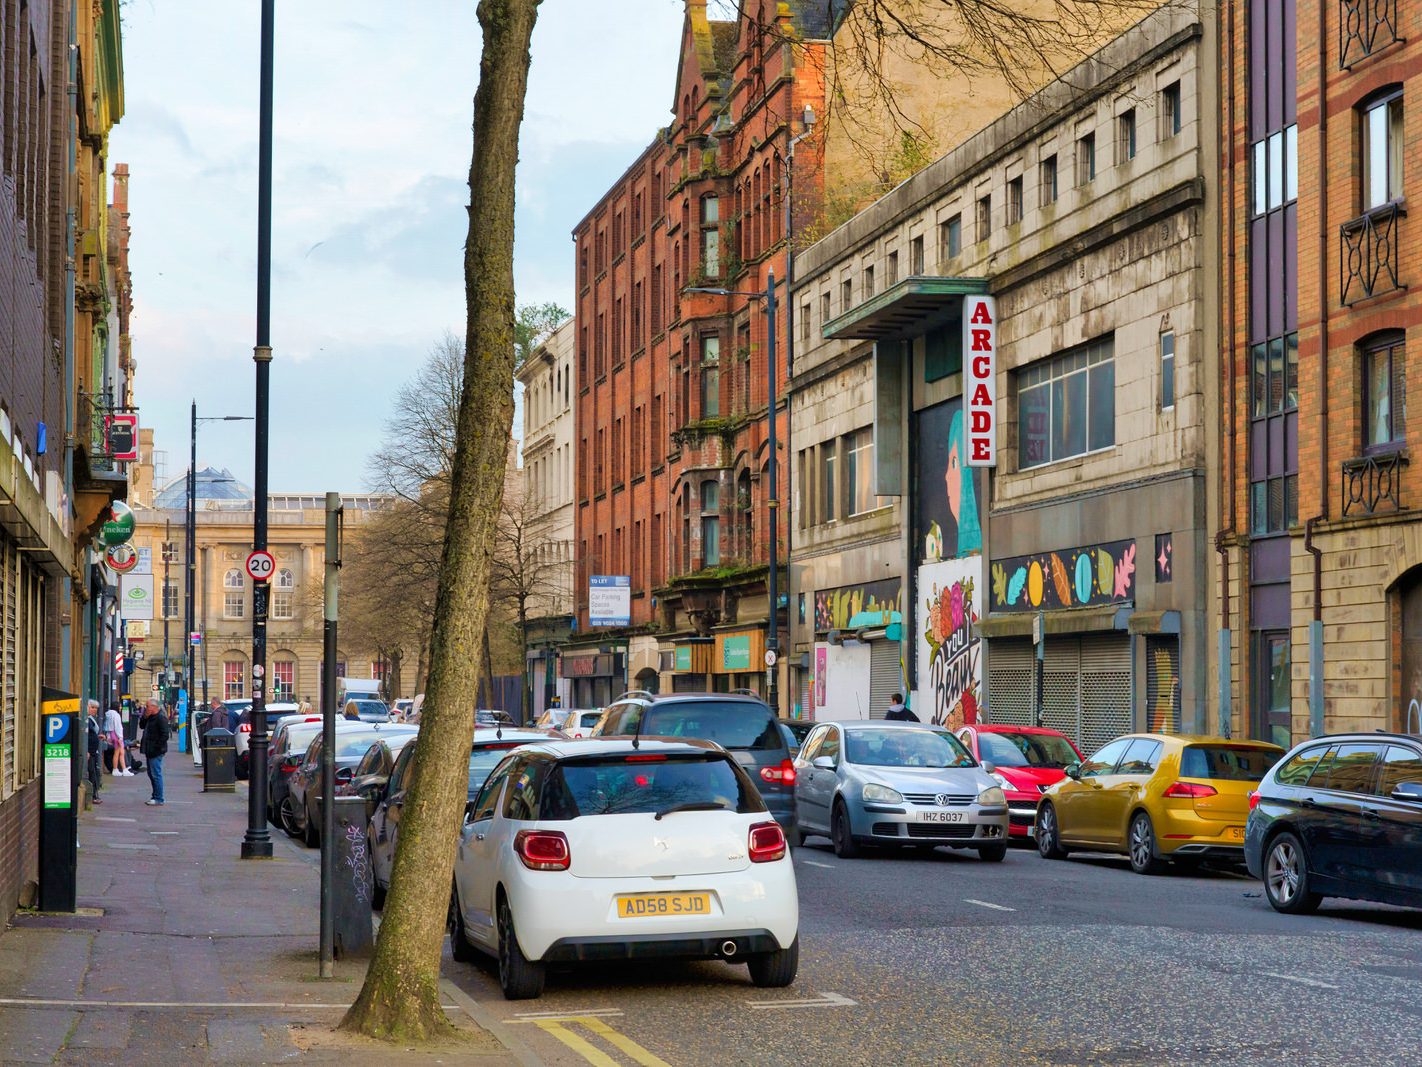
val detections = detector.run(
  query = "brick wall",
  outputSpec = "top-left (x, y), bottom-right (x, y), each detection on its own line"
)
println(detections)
top-left (0, 779), bottom-right (40, 925)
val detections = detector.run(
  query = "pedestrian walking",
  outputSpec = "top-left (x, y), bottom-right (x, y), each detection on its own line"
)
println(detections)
top-left (883, 692), bottom-right (920, 722)
top-left (204, 698), bottom-right (231, 759)
top-left (105, 704), bottom-right (132, 776)
top-left (85, 700), bottom-right (104, 805)
top-left (140, 699), bottom-right (170, 806)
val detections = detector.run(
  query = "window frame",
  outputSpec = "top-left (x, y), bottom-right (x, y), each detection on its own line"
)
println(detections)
top-left (1160, 330), bottom-right (1176, 410)
top-left (1006, 175), bottom-right (1023, 224)
top-left (700, 479), bottom-right (721, 567)
top-left (1360, 88), bottom-right (1404, 213)
top-left (1077, 131), bottom-right (1096, 185)
top-left (1040, 154), bottom-right (1058, 207)
top-left (1161, 81), bottom-right (1182, 139)
top-left (975, 195), bottom-right (991, 243)
top-left (1361, 331), bottom-right (1406, 453)
top-left (1117, 108), bottom-right (1137, 163)
top-left (844, 428), bottom-right (882, 517)
top-left (1016, 336), bottom-right (1116, 470)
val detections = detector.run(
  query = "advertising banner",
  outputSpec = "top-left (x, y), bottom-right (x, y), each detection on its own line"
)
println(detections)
top-left (120, 574), bottom-right (154, 620)
top-left (588, 575), bottom-right (630, 627)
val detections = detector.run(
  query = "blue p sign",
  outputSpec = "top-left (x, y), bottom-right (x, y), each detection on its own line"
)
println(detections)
top-left (44, 716), bottom-right (69, 744)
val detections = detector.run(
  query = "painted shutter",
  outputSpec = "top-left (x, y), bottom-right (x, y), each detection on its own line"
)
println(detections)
top-left (1145, 635), bottom-right (1181, 733)
top-left (868, 639), bottom-right (902, 720)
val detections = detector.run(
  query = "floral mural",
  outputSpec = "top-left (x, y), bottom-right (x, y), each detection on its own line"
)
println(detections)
top-left (917, 557), bottom-right (981, 729)
top-left (989, 539), bottom-right (1137, 613)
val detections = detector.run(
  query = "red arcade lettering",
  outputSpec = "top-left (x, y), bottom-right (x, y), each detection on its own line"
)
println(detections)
top-left (969, 301), bottom-right (994, 325)
top-left (963, 296), bottom-right (997, 469)
top-left (970, 329), bottom-right (993, 351)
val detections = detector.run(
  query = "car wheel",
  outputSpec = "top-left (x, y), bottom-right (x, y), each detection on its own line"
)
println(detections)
top-left (790, 826), bottom-right (806, 848)
top-left (1128, 812), bottom-right (1165, 875)
top-left (303, 800), bottom-right (319, 849)
top-left (1264, 832), bottom-right (1322, 915)
top-left (831, 801), bottom-right (861, 859)
top-left (279, 796), bottom-right (300, 839)
top-left (447, 885), bottom-right (477, 962)
top-left (1036, 804), bottom-right (1068, 859)
top-left (747, 935), bottom-right (799, 988)
top-left (236, 753), bottom-right (249, 780)
top-left (978, 841), bottom-right (1008, 863)
top-left (497, 898), bottom-right (544, 1000)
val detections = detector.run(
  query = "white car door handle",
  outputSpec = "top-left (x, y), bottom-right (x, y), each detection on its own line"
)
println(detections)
top-left (474, 833), bottom-right (486, 841)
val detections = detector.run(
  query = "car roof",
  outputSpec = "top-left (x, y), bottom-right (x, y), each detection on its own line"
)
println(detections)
top-left (520, 737), bottom-right (724, 760)
top-left (834, 719), bottom-right (954, 731)
top-left (970, 723), bottom-right (1071, 736)
top-left (1119, 733), bottom-right (1283, 749)
top-left (613, 692), bottom-right (771, 707)
top-left (1290, 731), bottom-right (1422, 745)
top-left (471, 729), bottom-right (558, 747)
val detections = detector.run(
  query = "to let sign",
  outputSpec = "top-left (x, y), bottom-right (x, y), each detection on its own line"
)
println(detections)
top-left (963, 295), bottom-right (997, 467)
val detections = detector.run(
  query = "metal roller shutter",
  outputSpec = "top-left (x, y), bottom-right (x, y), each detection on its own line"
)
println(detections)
top-left (1145, 635), bottom-right (1181, 734)
top-left (985, 638), bottom-right (1034, 726)
top-left (868, 639), bottom-right (902, 720)
top-left (797, 671), bottom-right (812, 720)
top-left (1079, 634), bottom-right (1132, 754)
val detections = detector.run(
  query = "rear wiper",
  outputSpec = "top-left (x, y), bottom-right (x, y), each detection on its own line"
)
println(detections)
top-left (654, 801), bottom-right (729, 821)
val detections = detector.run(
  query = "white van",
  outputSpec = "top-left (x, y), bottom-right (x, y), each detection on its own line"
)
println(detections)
top-left (336, 677), bottom-right (382, 706)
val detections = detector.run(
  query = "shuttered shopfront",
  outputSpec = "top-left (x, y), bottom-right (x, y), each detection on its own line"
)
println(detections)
top-left (984, 634), bottom-right (1131, 755)
top-left (867, 639), bottom-right (901, 719)
top-left (0, 532), bottom-right (44, 800)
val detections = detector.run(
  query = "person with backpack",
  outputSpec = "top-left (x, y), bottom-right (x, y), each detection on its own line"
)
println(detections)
top-left (140, 699), bottom-right (170, 806)
top-left (884, 693), bottom-right (921, 722)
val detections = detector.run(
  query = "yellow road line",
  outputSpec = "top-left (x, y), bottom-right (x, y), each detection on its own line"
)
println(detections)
top-left (536, 1020), bottom-right (621, 1066)
top-left (581, 1017), bottom-right (674, 1067)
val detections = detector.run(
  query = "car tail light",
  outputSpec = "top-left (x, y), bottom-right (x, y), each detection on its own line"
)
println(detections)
top-left (760, 759), bottom-right (797, 786)
top-left (625, 754), bottom-right (668, 763)
top-left (239, 723), bottom-right (252, 734)
top-left (514, 829), bottom-right (570, 871)
top-left (1248, 790), bottom-right (1260, 810)
top-left (1162, 782), bottom-right (1218, 798)
top-left (748, 821), bottom-right (787, 863)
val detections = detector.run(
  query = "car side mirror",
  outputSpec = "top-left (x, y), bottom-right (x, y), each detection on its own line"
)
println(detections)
top-left (1391, 781), bottom-right (1422, 803)
top-left (812, 756), bottom-right (835, 771)
top-left (1064, 762), bottom-right (1081, 780)
top-left (464, 800), bottom-right (479, 824)
top-left (981, 761), bottom-right (997, 776)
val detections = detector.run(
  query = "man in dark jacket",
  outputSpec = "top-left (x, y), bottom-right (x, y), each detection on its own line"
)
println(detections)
top-left (140, 699), bottom-right (170, 806)
top-left (85, 700), bottom-right (104, 805)
top-left (884, 693), bottom-right (920, 722)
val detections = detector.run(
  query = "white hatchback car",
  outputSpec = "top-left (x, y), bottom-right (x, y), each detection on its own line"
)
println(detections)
top-left (449, 738), bottom-right (800, 999)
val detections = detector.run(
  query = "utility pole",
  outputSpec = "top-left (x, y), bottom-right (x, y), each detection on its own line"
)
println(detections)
top-left (161, 522), bottom-right (172, 690)
top-left (242, 0), bottom-right (276, 860)
top-left (319, 493), bottom-right (341, 977)
top-left (186, 401), bottom-right (197, 713)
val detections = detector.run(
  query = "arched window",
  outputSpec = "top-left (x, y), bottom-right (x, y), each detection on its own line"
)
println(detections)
top-left (701, 195), bottom-right (720, 279)
top-left (272, 568), bottom-right (295, 620)
top-left (223, 570), bottom-right (245, 620)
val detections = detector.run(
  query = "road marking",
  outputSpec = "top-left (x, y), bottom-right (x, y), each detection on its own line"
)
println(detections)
top-left (94, 816), bottom-right (136, 823)
top-left (1260, 972), bottom-right (1339, 990)
top-left (964, 899), bottom-right (1016, 912)
top-left (534, 1017), bottom-right (672, 1067)
top-left (507, 1007), bottom-right (624, 1021)
top-left (149, 831), bottom-right (180, 835)
top-left (107, 843), bottom-right (159, 851)
top-left (800, 860), bottom-right (835, 869)
top-left (0, 997), bottom-right (458, 1010)
top-left (746, 991), bottom-right (857, 1010)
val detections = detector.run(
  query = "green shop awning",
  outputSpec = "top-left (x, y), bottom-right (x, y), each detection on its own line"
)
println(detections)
top-left (822, 276), bottom-right (989, 342)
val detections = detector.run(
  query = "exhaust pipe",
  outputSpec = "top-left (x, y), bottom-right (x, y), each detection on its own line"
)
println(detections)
top-left (720, 940), bottom-right (738, 957)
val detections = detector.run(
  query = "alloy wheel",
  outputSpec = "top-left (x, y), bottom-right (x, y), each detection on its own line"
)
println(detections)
top-left (1267, 839), bottom-right (1300, 905)
top-left (279, 796), bottom-right (298, 838)
top-left (1129, 818), bottom-right (1152, 868)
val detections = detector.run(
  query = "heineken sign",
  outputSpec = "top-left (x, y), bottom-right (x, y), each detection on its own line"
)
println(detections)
top-left (100, 501), bottom-right (135, 547)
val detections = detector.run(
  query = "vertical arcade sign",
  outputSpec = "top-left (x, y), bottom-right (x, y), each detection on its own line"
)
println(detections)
top-left (39, 689), bottom-right (80, 912)
top-left (963, 295), bottom-right (997, 467)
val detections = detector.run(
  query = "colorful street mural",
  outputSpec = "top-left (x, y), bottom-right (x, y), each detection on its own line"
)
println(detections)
top-left (916, 399), bottom-right (983, 563)
top-left (989, 539), bottom-right (1137, 613)
top-left (917, 557), bottom-right (981, 729)
top-left (813, 578), bottom-right (902, 632)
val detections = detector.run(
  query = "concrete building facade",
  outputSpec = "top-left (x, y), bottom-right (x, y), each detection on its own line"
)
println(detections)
top-left (516, 320), bottom-right (577, 716)
top-left (791, 4), bottom-right (1220, 754)
top-left (1217, 0), bottom-right (1422, 744)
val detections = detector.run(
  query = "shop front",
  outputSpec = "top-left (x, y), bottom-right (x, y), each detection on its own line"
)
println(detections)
top-left (559, 651), bottom-right (624, 710)
top-left (805, 578), bottom-right (904, 722)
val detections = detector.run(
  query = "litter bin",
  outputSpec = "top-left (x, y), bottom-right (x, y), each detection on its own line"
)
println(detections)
top-left (203, 727), bottom-right (236, 791)
top-left (330, 796), bottom-right (375, 958)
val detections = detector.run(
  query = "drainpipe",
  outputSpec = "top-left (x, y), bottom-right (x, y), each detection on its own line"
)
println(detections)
top-left (62, 0), bottom-right (78, 689)
top-left (1307, 0), bottom-right (1331, 740)
top-left (1215, 0), bottom-right (1239, 739)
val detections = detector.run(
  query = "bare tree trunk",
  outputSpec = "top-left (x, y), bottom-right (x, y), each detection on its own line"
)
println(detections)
top-left (518, 599), bottom-right (530, 724)
top-left (340, 0), bottom-right (541, 1041)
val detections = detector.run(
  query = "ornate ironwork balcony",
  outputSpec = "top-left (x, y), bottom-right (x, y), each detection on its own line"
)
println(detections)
top-left (1340, 0), bottom-right (1400, 69)
top-left (1341, 202), bottom-right (1404, 306)
top-left (1341, 451), bottom-right (1407, 516)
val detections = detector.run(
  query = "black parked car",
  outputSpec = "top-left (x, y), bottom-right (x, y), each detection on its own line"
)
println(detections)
top-left (594, 692), bottom-right (797, 831)
top-left (1244, 732), bottom-right (1422, 914)
top-left (339, 734), bottom-right (420, 821)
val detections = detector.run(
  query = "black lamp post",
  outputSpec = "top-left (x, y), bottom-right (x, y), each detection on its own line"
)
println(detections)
top-left (687, 275), bottom-right (781, 713)
top-left (242, 0), bottom-right (276, 860)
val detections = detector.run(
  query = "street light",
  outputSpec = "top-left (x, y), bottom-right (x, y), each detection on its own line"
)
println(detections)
top-left (186, 405), bottom-right (252, 727)
top-left (686, 276), bottom-right (782, 713)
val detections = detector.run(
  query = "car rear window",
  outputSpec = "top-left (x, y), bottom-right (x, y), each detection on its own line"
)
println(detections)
top-left (1180, 745), bottom-right (1280, 781)
top-left (540, 754), bottom-right (764, 818)
top-left (579, 713), bottom-right (601, 727)
top-left (639, 702), bottom-right (782, 751)
top-left (285, 724), bottom-right (322, 752)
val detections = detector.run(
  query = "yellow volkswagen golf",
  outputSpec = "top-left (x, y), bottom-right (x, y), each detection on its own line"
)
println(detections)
top-left (1034, 733), bottom-right (1284, 874)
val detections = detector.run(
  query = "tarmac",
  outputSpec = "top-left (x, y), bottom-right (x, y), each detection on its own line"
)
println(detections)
top-left (0, 750), bottom-right (536, 1065)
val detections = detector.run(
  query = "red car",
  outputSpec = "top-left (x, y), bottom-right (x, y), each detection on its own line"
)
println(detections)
top-left (956, 725), bottom-right (1084, 838)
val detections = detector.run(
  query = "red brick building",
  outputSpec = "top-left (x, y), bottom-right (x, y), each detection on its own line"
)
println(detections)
top-left (568, 0), bottom-right (827, 706)
top-left (1217, 0), bottom-right (1422, 741)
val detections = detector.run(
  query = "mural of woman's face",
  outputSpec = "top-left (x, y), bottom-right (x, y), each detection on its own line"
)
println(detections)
top-left (945, 438), bottom-right (962, 523)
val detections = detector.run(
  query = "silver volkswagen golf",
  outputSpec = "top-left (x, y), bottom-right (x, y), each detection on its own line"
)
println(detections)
top-left (792, 720), bottom-right (1009, 860)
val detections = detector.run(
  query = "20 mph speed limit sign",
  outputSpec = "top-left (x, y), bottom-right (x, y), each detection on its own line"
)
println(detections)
top-left (245, 550), bottom-right (276, 582)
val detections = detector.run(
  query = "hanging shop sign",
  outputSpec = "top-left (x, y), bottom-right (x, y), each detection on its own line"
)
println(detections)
top-left (100, 501), bottom-right (136, 547)
top-left (989, 539), bottom-right (1137, 613)
top-left (963, 295), bottom-right (997, 467)
top-left (714, 630), bottom-right (764, 674)
top-left (105, 543), bottom-right (139, 574)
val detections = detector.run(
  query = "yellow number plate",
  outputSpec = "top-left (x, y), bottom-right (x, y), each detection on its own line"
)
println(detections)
top-left (616, 892), bottom-right (711, 918)
top-left (1226, 826), bottom-right (1245, 841)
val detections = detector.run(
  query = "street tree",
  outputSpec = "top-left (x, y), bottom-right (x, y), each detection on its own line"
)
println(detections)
top-left (340, 0), bottom-right (542, 1041)
top-left (513, 301), bottom-right (569, 369)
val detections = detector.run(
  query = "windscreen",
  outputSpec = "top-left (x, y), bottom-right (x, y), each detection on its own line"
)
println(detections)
top-left (845, 728), bottom-right (975, 768)
top-left (641, 702), bottom-right (781, 751)
top-left (541, 754), bottom-right (764, 818)
top-left (335, 732), bottom-right (392, 758)
top-left (469, 744), bottom-right (524, 793)
top-left (978, 731), bottom-right (1078, 770)
top-left (1181, 745), bottom-right (1280, 781)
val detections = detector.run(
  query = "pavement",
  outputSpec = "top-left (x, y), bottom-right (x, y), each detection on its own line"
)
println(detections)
top-left (0, 754), bottom-right (531, 1066)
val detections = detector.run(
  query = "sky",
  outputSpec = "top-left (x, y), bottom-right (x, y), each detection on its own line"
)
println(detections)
top-left (111, 0), bottom-right (696, 493)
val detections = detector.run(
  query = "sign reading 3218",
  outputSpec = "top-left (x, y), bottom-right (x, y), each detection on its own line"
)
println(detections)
top-left (963, 294), bottom-right (997, 468)
top-left (245, 550), bottom-right (276, 582)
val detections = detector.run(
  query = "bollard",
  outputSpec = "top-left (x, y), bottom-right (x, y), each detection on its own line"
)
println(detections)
top-left (329, 796), bottom-right (375, 959)
top-left (203, 728), bottom-right (236, 791)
